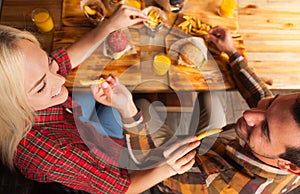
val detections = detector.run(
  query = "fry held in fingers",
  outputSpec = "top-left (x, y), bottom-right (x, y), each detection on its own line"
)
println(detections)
top-left (196, 128), bottom-right (223, 140)
top-left (79, 78), bottom-right (107, 86)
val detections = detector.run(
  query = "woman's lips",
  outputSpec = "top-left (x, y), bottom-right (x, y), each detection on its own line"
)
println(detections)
top-left (52, 86), bottom-right (64, 98)
top-left (53, 87), bottom-right (61, 97)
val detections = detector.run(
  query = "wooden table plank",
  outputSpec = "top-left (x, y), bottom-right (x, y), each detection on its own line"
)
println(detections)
top-left (0, 0), bottom-right (63, 53)
top-left (237, 0), bottom-right (300, 90)
top-left (62, 0), bottom-right (146, 27)
top-left (53, 27), bottom-right (144, 91)
top-left (54, 0), bottom-right (300, 91)
top-left (165, 0), bottom-right (242, 91)
top-left (54, 0), bottom-right (241, 92)
top-left (0, 0), bottom-right (62, 29)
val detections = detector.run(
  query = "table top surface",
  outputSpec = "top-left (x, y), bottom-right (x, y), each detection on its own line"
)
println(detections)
top-left (1, 0), bottom-right (300, 92)
top-left (54, 0), bottom-right (243, 92)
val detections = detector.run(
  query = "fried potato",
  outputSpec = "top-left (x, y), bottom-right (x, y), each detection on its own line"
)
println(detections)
top-left (146, 10), bottom-right (162, 29)
top-left (177, 15), bottom-right (212, 36)
top-left (196, 128), bottom-right (223, 140)
top-left (84, 5), bottom-right (97, 15)
top-left (79, 78), bottom-right (106, 86)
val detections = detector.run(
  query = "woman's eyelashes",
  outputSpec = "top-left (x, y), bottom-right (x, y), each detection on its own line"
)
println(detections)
top-left (37, 81), bottom-right (46, 93)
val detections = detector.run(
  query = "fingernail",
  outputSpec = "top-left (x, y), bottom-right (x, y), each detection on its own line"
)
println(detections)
top-left (102, 82), bottom-right (108, 88)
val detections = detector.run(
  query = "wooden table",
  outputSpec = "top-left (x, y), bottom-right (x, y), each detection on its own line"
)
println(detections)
top-left (1, 0), bottom-right (300, 91)
top-left (237, 0), bottom-right (300, 91)
top-left (52, 0), bottom-right (244, 92)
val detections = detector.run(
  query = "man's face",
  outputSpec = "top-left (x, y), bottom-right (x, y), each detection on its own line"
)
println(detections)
top-left (235, 93), bottom-right (300, 166)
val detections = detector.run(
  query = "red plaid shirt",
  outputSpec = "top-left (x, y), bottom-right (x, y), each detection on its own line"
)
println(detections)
top-left (14, 48), bottom-right (130, 194)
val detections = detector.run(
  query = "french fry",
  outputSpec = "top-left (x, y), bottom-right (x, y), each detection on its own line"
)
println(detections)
top-left (146, 10), bottom-right (162, 29)
top-left (196, 128), bottom-right (223, 140)
top-left (79, 78), bottom-right (106, 86)
top-left (84, 5), bottom-right (97, 15)
top-left (177, 15), bottom-right (212, 37)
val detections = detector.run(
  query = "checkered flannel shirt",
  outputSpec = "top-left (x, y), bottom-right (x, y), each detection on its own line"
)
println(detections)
top-left (14, 48), bottom-right (133, 194)
top-left (159, 53), bottom-right (300, 193)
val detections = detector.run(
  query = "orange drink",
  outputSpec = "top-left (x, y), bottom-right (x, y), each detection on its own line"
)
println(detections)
top-left (153, 55), bottom-right (171, 76)
top-left (219, 0), bottom-right (236, 17)
top-left (125, 0), bottom-right (141, 9)
top-left (32, 8), bottom-right (54, 32)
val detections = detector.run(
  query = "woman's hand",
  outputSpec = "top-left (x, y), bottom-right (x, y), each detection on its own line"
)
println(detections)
top-left (105, 4), bottom-right (148, 32)
top-left (163, 137), bottom-right (200, 176)
top-left (91, 75), bottom-right (138, 118)
top-left (207, 26), bottom-right (237, 57)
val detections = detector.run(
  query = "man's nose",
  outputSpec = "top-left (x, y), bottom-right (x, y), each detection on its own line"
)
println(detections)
top-left (243, 108), bottom-right (265, 127)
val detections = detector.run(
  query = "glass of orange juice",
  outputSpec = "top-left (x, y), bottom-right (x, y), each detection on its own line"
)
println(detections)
top-left (31, 8), bottom-right (54, 33)
top-left (218, 0), bottom-right (236, 17)
top-left (153, 55), bottom-right (171, 76)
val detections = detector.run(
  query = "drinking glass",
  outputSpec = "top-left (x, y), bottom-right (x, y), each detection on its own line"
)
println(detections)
top-left (218, 0), bottom-right (236, 17)
top-left (31, 8), bottom-right (54, 33)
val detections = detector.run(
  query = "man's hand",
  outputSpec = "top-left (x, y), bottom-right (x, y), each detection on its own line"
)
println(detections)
top-left (207, 26), bottom-right (237, 57)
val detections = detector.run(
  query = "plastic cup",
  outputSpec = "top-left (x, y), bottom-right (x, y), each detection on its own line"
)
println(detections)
top-left (218, 0), bottom-right (236, 17)
top-left (142, 6), bottom-right (167, 32)
top-left (153, 55), bottom-right (171, 76)
top-left (82, 0), bottom-right (106, 26)
top-left (31, 8), bottom-right (54, 33)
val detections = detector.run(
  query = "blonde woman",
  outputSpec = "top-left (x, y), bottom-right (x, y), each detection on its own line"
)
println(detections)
top-left (0, 5), bottom-right (200, 194)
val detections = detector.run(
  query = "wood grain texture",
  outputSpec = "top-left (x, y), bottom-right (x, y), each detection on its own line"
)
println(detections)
top-left (62, 0), bottom-right (90, 27)
top-left (238, 0), bottom-right (300, 90)
top-left (53, 27), bottom-right (142, 90)
top-left (62, 0), bottom-right (145, 27)
top-left (0, 0), bottom-right (62, 29)
top-left (13, 0), bottom-right (299, 91)
top-left (165, 0), bottom-right (242, 91)
top-left (54, 0), bottom-right (242, 92)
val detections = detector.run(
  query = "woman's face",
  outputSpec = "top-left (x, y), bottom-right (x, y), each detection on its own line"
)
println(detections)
top-left (17, 39), bottom-right (69, 110)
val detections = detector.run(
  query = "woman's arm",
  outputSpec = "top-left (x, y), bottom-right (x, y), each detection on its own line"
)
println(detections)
top-left (66, 5), bottom-right (147, 69)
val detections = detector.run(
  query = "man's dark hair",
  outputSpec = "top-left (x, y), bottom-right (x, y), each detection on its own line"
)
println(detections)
top-left (279, 96), bottom-right (300, 167)
top-left (279, 147), bottom-right (300, 167)
top-left (292, 96), bottom-right (300, 128)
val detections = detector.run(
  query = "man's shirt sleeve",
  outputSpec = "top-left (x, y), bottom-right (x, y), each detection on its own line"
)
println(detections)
top-left (230, 53), bottom-right (273, 108)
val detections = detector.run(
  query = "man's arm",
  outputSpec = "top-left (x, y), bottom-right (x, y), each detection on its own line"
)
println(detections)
top-left (207, 26), bottom-right (273, 107)
top-left (229, 52), bottom-right (273, 107)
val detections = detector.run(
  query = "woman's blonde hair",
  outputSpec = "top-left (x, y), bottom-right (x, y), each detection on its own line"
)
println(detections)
top-left (0, 25), bottom-right (40, 169)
